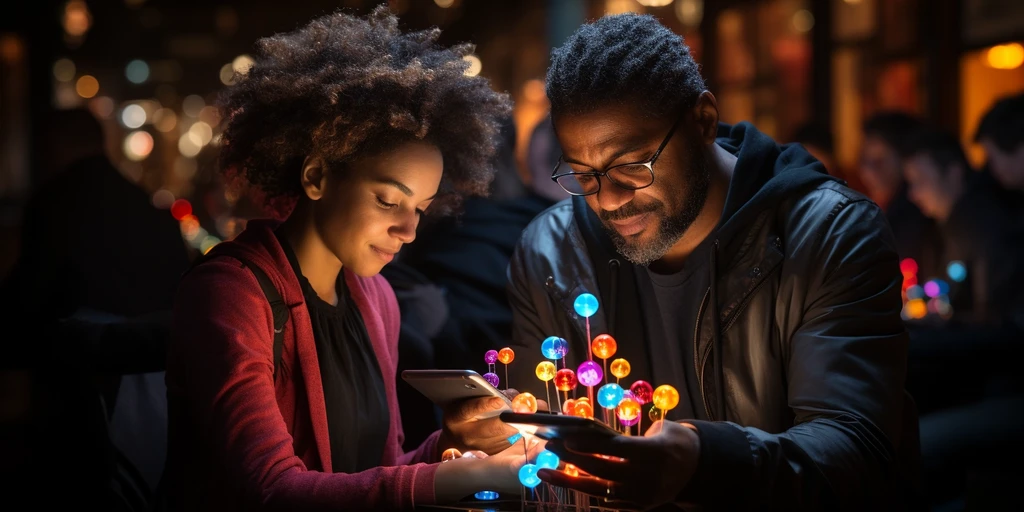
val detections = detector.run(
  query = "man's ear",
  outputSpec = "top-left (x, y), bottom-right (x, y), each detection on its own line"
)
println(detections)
top-left (693, 91), bottom-right (720, 145)
top-left (300, 155), bottom-right (329, 201)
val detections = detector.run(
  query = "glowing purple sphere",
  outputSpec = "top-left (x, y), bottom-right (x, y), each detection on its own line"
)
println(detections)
top-left (483, 372), bottom-right (500, 388)
top-left (484, 350), bottom-right (499, 365)
top-left (577, 360), bottom-right (603, 387)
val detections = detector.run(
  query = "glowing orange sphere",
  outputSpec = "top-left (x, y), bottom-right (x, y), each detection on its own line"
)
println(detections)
top-left (441, 448), bottom-right (462, 462)
top-left (609, 358), bottom-right (631, 379)
top-left (562, 398), bottom-right (577, 414)
top-left (615, 397), bottom-right (640, 422)
top-left (652, 384), bottom-right (679, 411)
top-left (511, 392), bottom-right (538, 414)
top-left (591, 334), bottom-right (617, 360)
top-left (497, 347), bottom-right (515, 364)
top-left (572, 400), bottom-right (594, 419)
top-left (554, 368), bottom-right (577, 392)
top-left (564, 464), bottom-right (579, 477)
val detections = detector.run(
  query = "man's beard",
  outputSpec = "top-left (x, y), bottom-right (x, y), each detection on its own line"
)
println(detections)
top-left (600, 146), bottom-right (711, 267)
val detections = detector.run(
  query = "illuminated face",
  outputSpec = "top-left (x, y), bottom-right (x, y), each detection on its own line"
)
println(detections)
top-left (553, 105), bottom-right (711, 266)
top-left (903, 153), bottom-right (957, 221)
top-left (858, 135), bottom-right (905, 206)
top-left (313, 141), bottom-right (442, 277)
top-left (982, 138), bottom-right (1024, 191)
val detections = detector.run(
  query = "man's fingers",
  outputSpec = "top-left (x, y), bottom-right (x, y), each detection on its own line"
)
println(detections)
top-left (561, 433), bottom-right (643, 459)
top-left (544, 441), bottom-right (632, 482)
top-left (537, 470), bottom-right (635, 504)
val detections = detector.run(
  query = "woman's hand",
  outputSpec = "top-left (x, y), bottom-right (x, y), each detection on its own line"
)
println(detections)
top-left (438, 389), bottom-right (547, 456)
top-left (439, 396), bottom-right (519, 456)
top-left (434, 435), bottom-right (546, 502)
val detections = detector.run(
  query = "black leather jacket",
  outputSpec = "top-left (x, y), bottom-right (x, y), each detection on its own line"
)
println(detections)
top-left (506, 123), bottom-right (920, 510)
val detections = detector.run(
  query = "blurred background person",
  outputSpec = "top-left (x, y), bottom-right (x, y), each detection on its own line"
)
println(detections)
top-left (858, 111), bottom-right (945, 282)
top-left (902, 127), bottom-right (1024, 325)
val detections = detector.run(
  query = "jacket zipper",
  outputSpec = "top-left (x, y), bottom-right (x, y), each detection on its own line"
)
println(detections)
top-left (697, 262), bottom-right (781, 421)
top-left (693, 288), bottom-right (713, 420)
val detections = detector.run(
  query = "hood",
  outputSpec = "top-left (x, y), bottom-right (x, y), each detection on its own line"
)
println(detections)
top-left (713, 122), bottom-right (839, 245)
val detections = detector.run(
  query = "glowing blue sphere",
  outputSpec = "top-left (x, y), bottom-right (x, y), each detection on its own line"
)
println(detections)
top-left (518, 463), bottom-right (541, 488)
top-left (574, 293), bottom-right (599, 318)
top-left (597, 383), bottom-right (624, 409)
top-left (474, 491), bottom-right (499, 500)
top-left (536, 450), bottom-right (560, 470)
top-left (541, 336), bottom-right (569, 360)
top-left (947, 261), bottom-right (967, 283)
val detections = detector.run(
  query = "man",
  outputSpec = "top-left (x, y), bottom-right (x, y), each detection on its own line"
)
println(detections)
top-left (975, 92), bottom-right (1024, 194)
top-left (858, 111), bottom-right (944, 280)
top-left (902, 128), bottom-right (1024, 324)
top-left (506, 13), bottom-right (918, 510)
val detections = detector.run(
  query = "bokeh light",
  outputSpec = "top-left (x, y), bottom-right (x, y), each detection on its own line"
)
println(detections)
top-left (125, 59), bottom-right (149, 84)
top-left (53, 58), bottom-right (76, 81)
top-left (171, 198), bottom-right (193, 220)
top-left (122, 130), bottom-right (154, 161)
top-left (947, 261), bottom-right (967, 282)
top-left (75, 75), bottom-right (99, 98)
top-left (462, 55), bottom-right (481, 77)
top-left (121, 104), bottom-right (147, 129)
top-left (152, 189), bottom-right (175, 209)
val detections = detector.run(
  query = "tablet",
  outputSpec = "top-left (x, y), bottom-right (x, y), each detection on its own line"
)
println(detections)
top-left (401, 369), bottom-right (512, 418)
top-left (499, 411), bottom-right (620, 441)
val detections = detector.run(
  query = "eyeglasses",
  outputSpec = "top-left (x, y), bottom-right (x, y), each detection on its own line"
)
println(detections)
top-left (550, 116), bottom-right (683, 197)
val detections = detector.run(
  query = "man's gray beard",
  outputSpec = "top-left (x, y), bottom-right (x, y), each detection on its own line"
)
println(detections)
top-left (605, 156), bottom-right (711, 267)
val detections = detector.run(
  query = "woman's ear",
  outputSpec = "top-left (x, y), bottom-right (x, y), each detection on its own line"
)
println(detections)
top-left (693, 91), bottom-right (720, 145)
top-left (300, 155), bottom-right (329, 201)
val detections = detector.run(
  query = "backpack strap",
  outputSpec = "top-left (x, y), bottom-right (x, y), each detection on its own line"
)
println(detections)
top-left (184, 253), bottom-right (289, 379)
top-left (238, 259), bottom-right (289, 380)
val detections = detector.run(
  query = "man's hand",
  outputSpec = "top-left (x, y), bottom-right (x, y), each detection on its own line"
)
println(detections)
top-left (439, 395), bottom-right (518, 456)
top-left (537, 420), bottom-right (701, 509)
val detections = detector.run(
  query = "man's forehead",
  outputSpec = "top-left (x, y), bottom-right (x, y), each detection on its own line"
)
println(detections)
top-left (553, 107), bottom-right (672, 151)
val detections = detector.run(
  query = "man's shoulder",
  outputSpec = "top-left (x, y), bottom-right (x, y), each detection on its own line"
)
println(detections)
top-left (515, 198), bottom-right (580, 252)
top-left (784, 179), bottom-right (881, 226)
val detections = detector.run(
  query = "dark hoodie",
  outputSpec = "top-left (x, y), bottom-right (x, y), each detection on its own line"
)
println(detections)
top-left (574, 122), bottom-right (838, 421)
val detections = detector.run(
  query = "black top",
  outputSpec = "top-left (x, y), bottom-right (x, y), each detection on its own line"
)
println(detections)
top-left (277, 232), bottom-right (390, 473)
top-left (641, 234), bottom-right (717, 422)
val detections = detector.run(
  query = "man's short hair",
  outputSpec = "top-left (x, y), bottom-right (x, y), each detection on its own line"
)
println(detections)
top-left (862, 111), bottom-right (924, 157)
top-left (974, 92), bottom-right (1024, 152)
top-left (904, 128), bottom-right (971, 178)
top-left (546, 13), bottom-right (705, 117)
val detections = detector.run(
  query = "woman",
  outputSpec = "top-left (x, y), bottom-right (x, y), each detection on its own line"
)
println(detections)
top-left (166, 7), bottom-right (535, 510)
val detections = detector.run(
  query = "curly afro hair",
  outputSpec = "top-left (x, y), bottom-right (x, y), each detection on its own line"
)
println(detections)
top-left (217, 5), bottom-right (512, 217)
top-left (546, 13), bottom-right (705, 118)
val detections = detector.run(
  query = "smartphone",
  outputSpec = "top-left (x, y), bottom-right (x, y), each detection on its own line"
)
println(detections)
top-left (401, 369), bottom-right (512, 419)
top-left (499, 411), bottom-right (620, 441)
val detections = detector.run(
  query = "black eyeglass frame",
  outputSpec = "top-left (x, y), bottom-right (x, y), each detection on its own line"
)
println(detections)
top-left (550, 116), bottom-right (684, 197)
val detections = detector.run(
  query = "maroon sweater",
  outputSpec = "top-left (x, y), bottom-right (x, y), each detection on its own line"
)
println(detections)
top-left (166, 220), bottom-right (440, 510)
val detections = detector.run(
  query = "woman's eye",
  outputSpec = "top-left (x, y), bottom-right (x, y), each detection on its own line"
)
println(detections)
top-left (375, 197), bottom-right (397, 209)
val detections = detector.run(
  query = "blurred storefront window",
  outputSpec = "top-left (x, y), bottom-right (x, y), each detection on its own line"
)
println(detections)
top-left (713, 0), bottom-right (812, 141)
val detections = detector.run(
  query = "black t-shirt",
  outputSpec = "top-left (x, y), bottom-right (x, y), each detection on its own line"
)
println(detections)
top-left (641, 235), bottom-right (718, 423)
top-left (278, 233), bottom-right (390, 473)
